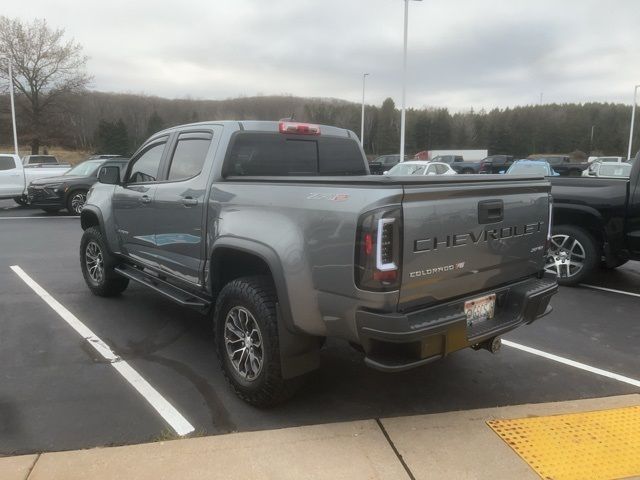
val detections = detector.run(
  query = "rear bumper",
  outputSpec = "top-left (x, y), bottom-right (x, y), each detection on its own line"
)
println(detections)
top-left (356, 274), bottom-right (557, 372)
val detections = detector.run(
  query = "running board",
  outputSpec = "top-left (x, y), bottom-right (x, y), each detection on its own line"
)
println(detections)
top-left (114, 266), bottom-right (210, 309)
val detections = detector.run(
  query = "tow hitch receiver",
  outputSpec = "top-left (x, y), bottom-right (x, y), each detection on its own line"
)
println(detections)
top-left (473, 336), bottom-right (502, 354)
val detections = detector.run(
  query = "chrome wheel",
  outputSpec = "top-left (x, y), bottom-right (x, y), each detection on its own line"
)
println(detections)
top-left (545, 234), bottom-right (586, 279)
top-left (224, 306), bottom-right (263, 380)
top-left (71, 192), bottom-right (86, 214)
top-left (85, 241), bottom-right (104, 284)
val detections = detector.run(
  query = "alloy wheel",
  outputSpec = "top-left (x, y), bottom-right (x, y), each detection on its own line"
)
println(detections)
top-left (224, 306), bottom-right (264, 380)
top-left (544, 234), bottom-right (586, 279)
top-left (85, 241), bottom-right (104, 284)
top-left (71, 192), bottom-right (87, 214)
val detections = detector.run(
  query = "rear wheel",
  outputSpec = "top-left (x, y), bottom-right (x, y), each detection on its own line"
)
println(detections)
top-left (80, 226), bottom-right (129, 296)
top-left (67, 189), bottom-right (88, 215)
top-left (214, 276), bottom-right (302, 407)
top-left (545, 225), bottom-right (598, 286)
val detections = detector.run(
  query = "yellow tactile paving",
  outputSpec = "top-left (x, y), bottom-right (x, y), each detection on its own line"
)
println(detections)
top-left (487, 405), bottom-right (640, 480)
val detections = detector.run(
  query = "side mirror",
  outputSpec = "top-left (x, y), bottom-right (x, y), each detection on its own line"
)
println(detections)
top-left (383, 171), bottom-right (389, 175)
top-left (427, 171), bottom-right (436, 176)
top-left (98, 165), bottom-right (121, 185)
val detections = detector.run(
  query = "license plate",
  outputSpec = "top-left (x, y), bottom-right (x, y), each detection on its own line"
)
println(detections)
top-left (464, 294), bottom-right (496, 326)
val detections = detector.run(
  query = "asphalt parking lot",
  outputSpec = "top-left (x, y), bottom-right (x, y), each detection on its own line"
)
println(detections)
top-left (1, 199), bottom-right (639, 456)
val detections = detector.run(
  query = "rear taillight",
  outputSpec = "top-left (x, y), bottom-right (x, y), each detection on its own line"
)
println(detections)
top-left (355, 207), bottom-right (402, 291)
top-left (278, 121), bottom-right (321, 135)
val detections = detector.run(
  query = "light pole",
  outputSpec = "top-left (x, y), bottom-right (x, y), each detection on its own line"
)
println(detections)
top-left (360, 73), bottom-right (369, 147)
top-left (1, 57), bottom-right (19, 156)
top-left (627, 84), bottom-right (640, 160)
top-left (399, 0), bottom-right (422, 162)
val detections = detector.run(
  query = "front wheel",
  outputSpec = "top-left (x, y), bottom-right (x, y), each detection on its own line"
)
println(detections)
top-left (80, 226), bottom-right (129, 296)
top-left (544, 225), bottom-right (598, 286)
top-left (67, 190), bottom-right (88, 215)
top-left (13, 196), bottom-right (28, 206)
top-left (214, 276), bottom-right (302, 407)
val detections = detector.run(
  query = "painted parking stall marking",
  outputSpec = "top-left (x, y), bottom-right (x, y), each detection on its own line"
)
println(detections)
top-left (10, 265), bottom-right (195, 436)
top-left (503, 339), bottom-right (640, 388)
top-left (580, 283), bottom-right (640, 298)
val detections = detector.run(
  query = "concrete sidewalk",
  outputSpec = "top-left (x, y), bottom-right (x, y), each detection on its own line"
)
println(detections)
top-left (2, 394), bottom-right (638, 480)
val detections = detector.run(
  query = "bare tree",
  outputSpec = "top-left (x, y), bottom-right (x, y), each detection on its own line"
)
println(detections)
top-left (0, 17), bottom-right (90, 153)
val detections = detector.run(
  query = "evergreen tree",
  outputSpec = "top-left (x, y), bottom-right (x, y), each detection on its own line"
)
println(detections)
top-left (94, 118), bottom-right (130, 155)
top-left (145, 111), bottom-right (165, 137)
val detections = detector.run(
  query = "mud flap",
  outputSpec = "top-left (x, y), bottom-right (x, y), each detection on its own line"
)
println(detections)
top-left (277, 304), bottom-right (321, 379)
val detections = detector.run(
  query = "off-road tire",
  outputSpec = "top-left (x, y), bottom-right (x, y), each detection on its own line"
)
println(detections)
top-left (214, 276), bottom-right (302, 407)
top-left (80, 226), bottom-right (129, 296)
top-left (546, 225), bottom-right (598, 286)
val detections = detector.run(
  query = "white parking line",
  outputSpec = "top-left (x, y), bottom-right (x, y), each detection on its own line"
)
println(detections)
top-left (580, 284), bottom-right (640, 299)
top-left (10, 265), bottom-right (195, 436)
top-left (0, 216), bottom-right (79, 219)
top-left (503, 339), bottom-right (640, 388)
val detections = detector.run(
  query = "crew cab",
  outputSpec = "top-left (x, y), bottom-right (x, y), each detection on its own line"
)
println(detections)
top-left (79, 120), bottom-right (557, 406)
top-left (479, 155), bottom-right (515, 174)
top-left (0, 154), bottom-right (71, 205)
top-left (548, 156), bottom-right (640, 285)
top-left (28, 157), bottom-right (128, 214)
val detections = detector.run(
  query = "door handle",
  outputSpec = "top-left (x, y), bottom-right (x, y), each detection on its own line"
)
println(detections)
top-left (182, 197), bottom-right (198, 206)
top-left (140, 195), bottom-right (152, 204)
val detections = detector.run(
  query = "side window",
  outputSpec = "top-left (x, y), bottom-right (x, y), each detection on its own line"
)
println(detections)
top-left (427, 164), bottom-right (437, 174)
top-left (436, 164), bottom-right (448, 174)
top-left (127, 142), bottom-right (166, 183)
top-left (167, 132), bottom-right (213, 181)
top-left (0, 156), bottom-right (16, 170)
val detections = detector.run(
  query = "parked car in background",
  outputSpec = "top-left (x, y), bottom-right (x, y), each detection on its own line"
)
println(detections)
top-left (584, 157), bottom-right (626, 176)
top-left (506, 160), bottom-right (558, 177)
top-left (428, 155), bottom-right (482, 174)
top-left (80, 120), bottom-right (556, 405)
top-left (22, 154), bottom-right (65, 166)
top-left (530, 155), bottom-right (589, 177)
top-left (595, 163), bottom-right (632, 178)
top-left (548, 156), bottom-right (640, 285)
top-left (0, 154), bottom-right (71, 205)
top-left (478, 155), bottom-right (515, 174)
top-left (414, 149), bottom-right (488, 161)
top-left (28, 157), bottom-right (129, 214)
top-left (384, 160), bottom-right (456, 176)
top-left (369, 154), bottom-right (402, 175)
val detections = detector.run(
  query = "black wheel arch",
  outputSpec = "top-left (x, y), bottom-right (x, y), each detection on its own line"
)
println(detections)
top-left (552, 204), bottom-right (605, 253)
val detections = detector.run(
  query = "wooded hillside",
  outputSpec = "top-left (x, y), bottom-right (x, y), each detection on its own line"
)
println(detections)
top-left (0, 90), bottom-right (636, 158)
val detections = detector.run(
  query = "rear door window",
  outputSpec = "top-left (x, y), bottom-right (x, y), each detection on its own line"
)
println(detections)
top-left (0, 156), bottom-right (16, 170)
top-left (167, 132), bottom-right (212, 181)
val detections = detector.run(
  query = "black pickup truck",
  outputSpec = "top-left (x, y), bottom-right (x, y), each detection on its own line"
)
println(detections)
top-left (547, 156), bottom-right (640, 285)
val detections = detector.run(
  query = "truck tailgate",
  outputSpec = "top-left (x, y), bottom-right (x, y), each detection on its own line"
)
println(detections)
top-left (399, 177), bottom-right (551, 311)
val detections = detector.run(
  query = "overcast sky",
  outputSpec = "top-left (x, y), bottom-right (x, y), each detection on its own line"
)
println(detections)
top-left (5, 0), bottom-right (640, 110)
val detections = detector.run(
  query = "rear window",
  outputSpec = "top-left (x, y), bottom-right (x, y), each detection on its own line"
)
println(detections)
top-left (24, 155), bottom-right (56, 164)
top-left (224, 133), bottom-right (366, 177)
top-left (0, 156), bottom-right (15, 170)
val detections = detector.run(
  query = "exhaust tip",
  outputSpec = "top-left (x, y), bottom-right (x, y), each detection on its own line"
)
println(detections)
top-left (473, 336), bottom-right (502, 354)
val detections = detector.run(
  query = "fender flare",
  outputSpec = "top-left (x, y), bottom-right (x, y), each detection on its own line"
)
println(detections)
top-left (209, 237), bottom-right (320, 379)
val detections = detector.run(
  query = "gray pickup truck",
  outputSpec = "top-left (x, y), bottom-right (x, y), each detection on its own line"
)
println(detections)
top-left (79, 120), bottom-right (557, 406)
